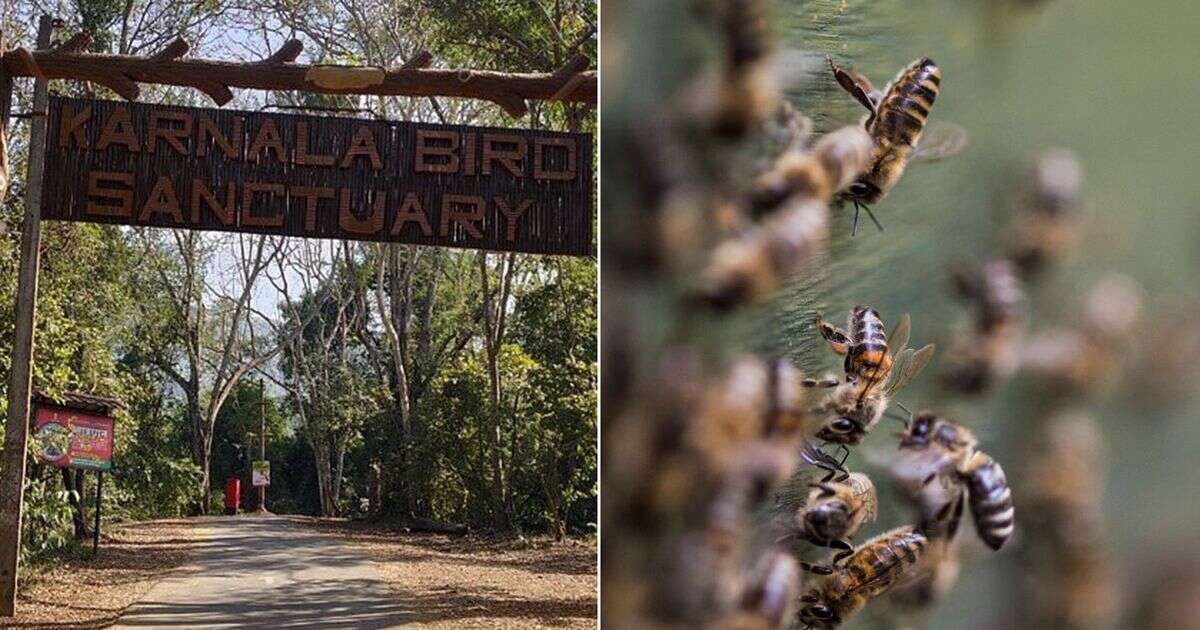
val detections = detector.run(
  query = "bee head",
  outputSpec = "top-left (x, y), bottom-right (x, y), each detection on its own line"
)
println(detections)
top-left (837, 179), bottom-right (883, 205)
top-left (899, 411), bottom-right (938, 448)
top-left (799, 599), bottom-right (837, 627)
top-left (804, 500), bottom-right (849, 541)
top-left (816, 415), bottom-right (863, 444)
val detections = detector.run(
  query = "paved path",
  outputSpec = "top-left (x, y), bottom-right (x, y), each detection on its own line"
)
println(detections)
top-left (113, 515), bottom-right (407, 629)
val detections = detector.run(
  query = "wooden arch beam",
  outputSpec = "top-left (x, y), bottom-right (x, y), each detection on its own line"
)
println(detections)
top-left (1, 35), bottom-right (596, 118)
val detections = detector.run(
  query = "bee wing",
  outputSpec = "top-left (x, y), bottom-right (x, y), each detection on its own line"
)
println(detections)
top-left (886, 343), bottom-right (936, 396)
top-left (888, 313), bottom-right (911, 354)
top-left (911, 122), bottom-right (969, 164)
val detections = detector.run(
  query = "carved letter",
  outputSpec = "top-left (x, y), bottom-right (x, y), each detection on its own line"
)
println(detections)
top-left (414, 130), bottom-right (459, 173)
top-left (96, 106), bottom-right (140, 152)
top-left (86, 171), bottom-right (133, 217)
top-left (295, 121), bottom-right (335, 166)
top-left (241, 182), bottom-right (286, 227)
top-left (533, 137), bottom-right (577, 181)
top-left (248, 118), bottom-right (286, 163)
top-left (197, 115), bottom-right (243, 159)
top-left (58, 104), bottom-right (91, 148)
top-left (482, 133), bottom-right (525, 177)
top-left (439, 194), bottom-right (485, 239)
top-left (495, 197), bottom-right (533, 242)
top-left (338, 189), bottom-right (386, 235)
top-left (139, 176), bottom-right (183, 222)
top-left (148, 111), bottom-right (192, 155)
top-left (191, 179), bottom-right (236, 225)
top-left (391, 192), bottom-right (433, 237)
top-left (340, 126), bottom-right (382, 169)
top-left (291, 185), bottom-right (336, 231)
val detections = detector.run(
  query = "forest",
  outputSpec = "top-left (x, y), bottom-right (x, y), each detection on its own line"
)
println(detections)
top-left (0, 0), bottom-right (597, 569)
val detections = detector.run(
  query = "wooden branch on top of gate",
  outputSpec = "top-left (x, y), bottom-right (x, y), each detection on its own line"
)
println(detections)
top-left (1, 34), bottom-right (596, 118)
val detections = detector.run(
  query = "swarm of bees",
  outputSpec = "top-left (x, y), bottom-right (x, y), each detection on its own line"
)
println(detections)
top-left (599, 1), bottom-right (1141, 628)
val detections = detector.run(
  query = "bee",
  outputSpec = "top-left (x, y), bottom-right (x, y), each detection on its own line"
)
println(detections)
top-left (705, 0), bottom-right (776, 139)
top-left (1020, 274), bottom-right (1141, 395)
top-left (810, 310), bottom-right (936, 444)
top-left (942, 258), bottom-right (1026, 394)
top-left (828, 56), bottom-right (968, 233)
top-left (796, 525), bottom-right (930, 629)
top-left (794, 472), bottom-right (878, 561)
top-left (694, 127), bottom-right (872, 310)
top-left (898, 411), bottom-right (1015, 551)
top-left (1006, 148), bottom-right (1084, 278)
top-left (720, 550), bottom-right (800, 630)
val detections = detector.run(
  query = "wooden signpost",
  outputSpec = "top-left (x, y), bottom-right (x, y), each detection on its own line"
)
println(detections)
top-left (0, 15), bottom-right (596, 617)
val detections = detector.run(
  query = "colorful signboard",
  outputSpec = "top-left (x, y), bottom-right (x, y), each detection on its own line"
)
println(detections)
top-left (33, 405), bottom-right (114, 471)
top-left (42, 97), bottom-right (594, 256)
top-left (252, 460), bottom-right (270, 487)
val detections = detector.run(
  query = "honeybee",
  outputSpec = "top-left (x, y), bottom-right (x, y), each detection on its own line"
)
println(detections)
top-left (1020, 274), bottom-right (1141, 396)
top-left (828, 57), bottom-right (969, 233)
top-left (794, 472), bottom-right (878, 561)
top-left (720, 550), bottom-right (800, 630)
top-left (694, 127), bottom-right (872, 310)
top-left (750, 126), bottom-right (872, 218)
top-left (704, 0), bottom-right (776, 139)
top-left (810, 309), bottom-right (936, 444)
top-left (1007, 148), bottom-right (1084, 278)
top-left (941, 258), bottom-right (1026, 394)
top-left (797, 525), bottom-right (930, 629)
top-left (897, 411), bottom-right (1015, 551)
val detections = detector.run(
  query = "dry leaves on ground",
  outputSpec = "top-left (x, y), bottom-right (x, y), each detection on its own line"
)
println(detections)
top-left (8, 519), bottom-right (206, 629)
top-left (311, 520), bottom-right (597, 629)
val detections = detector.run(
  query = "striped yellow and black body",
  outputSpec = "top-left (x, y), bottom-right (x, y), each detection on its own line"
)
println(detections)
top-left (846, 306), bottom-right (892, 384)
top-left (817, 306), bottom-right (894, 388)
top-left (943, 258), bottom-right (1026, 394)
top-left (961, 451), bottom-right (1015, 550)
top-left (798, 526), bottom-right (930, 628)
top-left (897, 411), bottom-right (1015, 551)
top-left (832, 58), bottom-right (942, 206)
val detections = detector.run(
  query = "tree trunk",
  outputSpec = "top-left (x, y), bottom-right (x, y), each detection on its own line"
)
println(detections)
top-left (61, 468), bottom-right (88, 539)
top-left (312, 441), bottom-right (337, 517)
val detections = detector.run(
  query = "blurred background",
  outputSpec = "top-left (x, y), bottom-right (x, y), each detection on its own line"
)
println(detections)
top-left (602, 0), bottom-right (1200, 627)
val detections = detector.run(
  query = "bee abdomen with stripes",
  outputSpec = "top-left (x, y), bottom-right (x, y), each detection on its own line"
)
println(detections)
top-left (961, 451), bottom-right (1015, 550)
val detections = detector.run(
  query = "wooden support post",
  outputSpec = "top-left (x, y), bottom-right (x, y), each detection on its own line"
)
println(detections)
top-left (92, 472), bottom-right (103, 557)
top-left (0, 15), bottom-right (54, 618)
top-left (258, 379), bottom-right (266, 513)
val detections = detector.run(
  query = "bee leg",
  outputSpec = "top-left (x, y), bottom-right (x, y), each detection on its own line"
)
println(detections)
top-left (947, 490), bottom-right (966, 542)
top-left (852, 202), bottom-right (862, 237)
top-left (799, 561), bottom-right (835, 576)
top-left (922, 472), bottom-right (938, 487)
top-left (835, 445), bottom-right (851, 481)
top-left (816, 315), bottom-right (852, 356)
top-left (830, 539), bottom-right (854, 565)
top-left (862, 205), bottom-right (885, 232)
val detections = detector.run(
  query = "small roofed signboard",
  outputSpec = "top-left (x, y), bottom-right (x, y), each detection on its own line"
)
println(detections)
top-left (41, 97), bottom-right (593, 256)
top-left (33, 400), bottom-right (116, 471)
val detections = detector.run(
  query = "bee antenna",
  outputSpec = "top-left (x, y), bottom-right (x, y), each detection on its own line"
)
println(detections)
top-left (863, 205), bottom-right (885, 232)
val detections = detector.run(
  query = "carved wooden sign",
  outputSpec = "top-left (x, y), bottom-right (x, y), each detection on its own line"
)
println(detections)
top-left (42, 96), bottom-right (593, 255)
